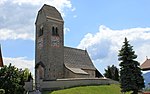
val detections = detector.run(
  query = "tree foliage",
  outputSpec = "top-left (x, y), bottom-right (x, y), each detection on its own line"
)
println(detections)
top-left (0, 89), bottom-right (5, 94)
top-left (104, 65), bottom-right (119, 81)
top-left (0, 64), bottom-right (32, 94)
top-left (118, 38), bottom-right (145, 94)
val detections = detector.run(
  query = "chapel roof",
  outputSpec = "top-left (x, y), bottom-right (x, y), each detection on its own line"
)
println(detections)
top-left (140, 59), bottom-right (150, 71)
top-left (0, 45), bottom-right (4, 67)
top-left (64, 47), bottom-right (96, 71)
top-left (35, 4), bottom-right (63, 24)
top-left (66, 66), bottom-right (89, 75)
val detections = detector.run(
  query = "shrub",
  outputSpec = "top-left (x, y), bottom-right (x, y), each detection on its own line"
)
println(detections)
top-left (0, 89), bottom-right (5, 94)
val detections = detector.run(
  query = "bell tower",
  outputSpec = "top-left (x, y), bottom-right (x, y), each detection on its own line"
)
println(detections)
top-left (35, 4), bottom-right (64, 81)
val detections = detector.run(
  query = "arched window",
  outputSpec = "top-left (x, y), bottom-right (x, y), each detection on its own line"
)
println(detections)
top-left (35, 61), bottom-right (45, 79)
top-left (55, 27), bottom-right (58, 36)
top-left (52, 27), bottom-right (59, 36)
top-left (38, 65), bottom-right (44, 79)
top-left (38, 26), bottom-right (43, 37)
top-left (52, 26), bottom-right (55, 36)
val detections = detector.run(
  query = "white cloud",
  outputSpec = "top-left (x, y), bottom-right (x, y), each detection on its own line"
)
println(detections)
top-left (77, 25), bottom-right (150, 73)
top-left (64, 27), bottom-right (70, 34)
top-left (12, 0), bottom-right (41, 5)
top-left (73, 15), bottom-right (77, 18)
top-left (0, 28), bottom-right (34, 40)
top-left (12, 0), bottom-right (73, 17)
top-left (71, 7), bottom-right (76, 11)
top-left (3, 57), bottom-right (34, 75)
top-left (0, 0), bottom-right (6, 5)
top-left (0, 0), bottom-right (74, 41)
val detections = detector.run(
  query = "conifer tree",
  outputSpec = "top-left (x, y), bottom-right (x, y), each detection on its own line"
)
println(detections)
top-left (104, 65), bottom-right (119, 81)
top-left (118, 38), bottom-right (145, 94)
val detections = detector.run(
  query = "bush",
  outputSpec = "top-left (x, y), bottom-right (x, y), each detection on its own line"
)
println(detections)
top-left (0, 89), bottom-right (5, 94)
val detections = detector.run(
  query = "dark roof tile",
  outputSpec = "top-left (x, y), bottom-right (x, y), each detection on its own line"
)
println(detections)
top-left (41, 4), bottom-right (63, 21)
top-left (64, 46), bottom-right (96, 70)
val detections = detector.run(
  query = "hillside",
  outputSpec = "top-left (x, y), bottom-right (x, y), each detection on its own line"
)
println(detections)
top-left (43, 84), bottom-right (131, 94)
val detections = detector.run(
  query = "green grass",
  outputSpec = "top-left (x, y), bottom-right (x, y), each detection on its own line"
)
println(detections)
top-left (43, 84), bottom-right (131, 94)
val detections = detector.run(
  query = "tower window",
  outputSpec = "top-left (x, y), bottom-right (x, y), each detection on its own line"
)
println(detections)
top-left (39, 26), bottom-right (43, 37)
top-left (52, 27), bottom-right (55, 36)
top-left (52, 27), bottom-right (59, 36)
top-left (55, 27), bottom-right (58, 36)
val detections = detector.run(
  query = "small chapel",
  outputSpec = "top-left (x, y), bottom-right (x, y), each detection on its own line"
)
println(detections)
top-left (35, 4), bottom-right (102, 82)
top-left (0, 4), bottom-right (118, 92)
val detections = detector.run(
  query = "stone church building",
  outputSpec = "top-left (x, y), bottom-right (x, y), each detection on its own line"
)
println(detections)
top-left (35, 4), bottom-right (102, 85)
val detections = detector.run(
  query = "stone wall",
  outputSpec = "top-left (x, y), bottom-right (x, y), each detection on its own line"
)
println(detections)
top-left (39, 78), bottom-right (119, 91)
top-left (24, 80), bottom-right (33, 92)
top-left (83, 69), bottom-right (95, 78)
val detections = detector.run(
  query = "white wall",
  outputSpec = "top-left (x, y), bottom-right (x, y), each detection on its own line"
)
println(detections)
top-left (39, 78), bottom-right (119, 91)
top-left (24, 80), bottom-right (33, 92)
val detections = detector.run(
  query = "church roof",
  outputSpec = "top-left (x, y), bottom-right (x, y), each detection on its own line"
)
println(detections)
top-left (35, 4), bottom-right (63, 24)
top-left (0, 45), bottom-right (4, 67)
top-left (66, 66), bottom-right (89, 75)
top-left (64, 47), bottom-right (96, 71)
top-left (140, 59), bottom-right (150, 71)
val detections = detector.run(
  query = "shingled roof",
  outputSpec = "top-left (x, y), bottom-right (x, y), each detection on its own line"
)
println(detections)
top-left (0, 45), bottom-right (4, 67)
top-left (140, 59), bottom-right (150, 71)
top-left (35, 4), bottom-right (63, 24)
top-left (64, 47), bottom-right (96, 72)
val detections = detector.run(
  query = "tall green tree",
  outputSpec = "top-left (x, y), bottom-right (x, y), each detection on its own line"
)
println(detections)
top-left (22, 68), bottom-right (32, 81)
top-left (0, 64), bottom-right (32, 94)
top-left (118, 38), bottom-right (145, 94)
top-left (104, 65), bottom-right (119, 81)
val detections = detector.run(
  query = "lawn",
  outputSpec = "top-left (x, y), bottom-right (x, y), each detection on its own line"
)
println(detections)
top-left (43, 84), bottom-right (131, 94)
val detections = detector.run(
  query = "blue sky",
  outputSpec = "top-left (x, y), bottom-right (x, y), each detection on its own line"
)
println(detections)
top-left (0, 0), bottom-right (150, 74)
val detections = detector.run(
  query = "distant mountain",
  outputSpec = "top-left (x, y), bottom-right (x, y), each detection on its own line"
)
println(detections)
top-left (143, 72), bottom-right (150, 87)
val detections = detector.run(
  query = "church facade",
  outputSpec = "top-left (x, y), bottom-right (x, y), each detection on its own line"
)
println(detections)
top-left (35, 4), bottom-right (102, 85)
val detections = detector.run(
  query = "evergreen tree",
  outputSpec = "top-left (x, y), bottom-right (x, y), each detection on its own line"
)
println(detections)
top-left (118, 38), bottom-right (145, 94)
top-left (114, 66), bottom-right (119, 81)
top-left (104, 65), bottom-right (119, 81)
top-left (104, 66), bottom-right (112, 79)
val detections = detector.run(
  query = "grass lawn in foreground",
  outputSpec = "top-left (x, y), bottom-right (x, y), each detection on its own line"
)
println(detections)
top-left (43, 84), bottom-right (131, 94)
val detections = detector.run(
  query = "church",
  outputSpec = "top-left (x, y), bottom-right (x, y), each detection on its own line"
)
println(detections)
top-left (0, 4), bottom-right (118, 92)
top-left (35, 4), bottom-right (102, 82)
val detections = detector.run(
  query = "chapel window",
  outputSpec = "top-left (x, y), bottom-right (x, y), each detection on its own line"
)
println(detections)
top-left (38, 65), bottom-right (44, 79)
top-left (52, 26), bottom-right (55, 36)
top-left (38, 26), bottom-right (43, 37)
top-left (55, 27), bottom-right (58, 36)
top-left (52, 27), bottom-right (59, 36)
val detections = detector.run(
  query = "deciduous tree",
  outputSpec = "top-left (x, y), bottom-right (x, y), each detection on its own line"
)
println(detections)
top-left (0, 64), bottom-right (32, 94)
